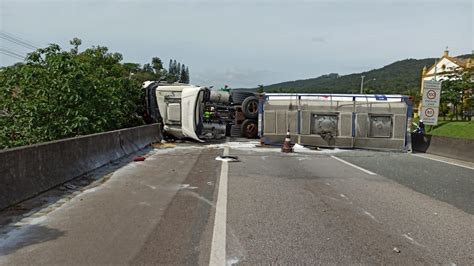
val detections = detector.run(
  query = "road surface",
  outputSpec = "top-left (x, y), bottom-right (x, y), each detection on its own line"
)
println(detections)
top-left (0, 140), bottom-right (473, 265)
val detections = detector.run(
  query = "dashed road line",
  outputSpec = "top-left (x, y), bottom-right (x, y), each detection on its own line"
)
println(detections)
top-left (330, 156), bottom-right (376, 175)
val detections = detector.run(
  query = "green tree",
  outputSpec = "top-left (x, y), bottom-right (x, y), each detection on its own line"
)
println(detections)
top-left (168, 59), bottom-right (173, 74)
top-left (0, 39), bottom-right (144, 149)
top-left (180, 64), bottom-right (187, 83)
top-left (151, 57), bottom-right (164, 80)
top-left (441, 64), bottom-right (474, 120)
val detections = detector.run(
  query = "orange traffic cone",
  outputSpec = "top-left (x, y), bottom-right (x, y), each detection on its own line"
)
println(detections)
top-left (281, 130), bottom-right (293, 153)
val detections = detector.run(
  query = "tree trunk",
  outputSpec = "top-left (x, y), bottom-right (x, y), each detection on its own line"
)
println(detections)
top-left (455, 104), bottom-right (458, 121)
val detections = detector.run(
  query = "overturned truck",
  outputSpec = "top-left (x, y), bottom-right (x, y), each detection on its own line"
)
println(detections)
top-left (143, 81), bottom-right (260, 141)
top-left (143, 81), bottom-right (413, 151)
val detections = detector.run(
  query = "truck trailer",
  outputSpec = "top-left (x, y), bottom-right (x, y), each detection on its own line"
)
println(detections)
top-left (143, 81), bottom-right (413, 151)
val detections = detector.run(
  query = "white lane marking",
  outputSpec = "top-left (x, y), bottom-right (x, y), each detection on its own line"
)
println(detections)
top-left (209, 146), bottom-right (229, 266)
top-left (330, 156), bottom-right (376, 175)
top-left (412, 154), bottom-right (474, 170)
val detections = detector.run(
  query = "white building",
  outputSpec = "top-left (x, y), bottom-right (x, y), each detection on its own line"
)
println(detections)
top-left (418, 49), bottom-right (473, 115)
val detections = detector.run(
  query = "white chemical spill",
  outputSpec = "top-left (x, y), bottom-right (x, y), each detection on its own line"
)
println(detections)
top-left (151, 141), bottom-right (350, 156)
top-left (402, 234), bottom-right (425, 247)
top-left (226, 228), bottom-right (247, 265)
top-left (178, 184), bottom-right (198, 190)
top-left (185, 191), bottom-right (215, 207)
top-left (215, 156), bottom-right (240, 162)
top-left (226, 257), bottom-right (240, 265)
top-left (13, 216), bottom-right (47, 227)
top-left (293, 144), bottom-right (308, 152)
top-left (146, 185), bottom-right (157, 190)
top-left (340, 193), bottom-right (348, 199)
top-left (81, 186), bottom-right (101, 194)
top-left (321, 195), bottom-right (342, 202)
top-left (363, 211), bottom-right (378, 222)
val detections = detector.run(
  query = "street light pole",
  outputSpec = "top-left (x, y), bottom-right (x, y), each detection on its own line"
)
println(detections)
top-left (360, 76), bottom-right (376, 94)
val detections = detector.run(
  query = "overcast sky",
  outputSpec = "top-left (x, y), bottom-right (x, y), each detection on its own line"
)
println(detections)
top-left (0, 0), bottom-right (472, 88)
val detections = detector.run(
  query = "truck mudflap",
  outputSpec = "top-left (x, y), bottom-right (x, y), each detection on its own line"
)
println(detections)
top-left (181, 87), bottom-right (205, 142)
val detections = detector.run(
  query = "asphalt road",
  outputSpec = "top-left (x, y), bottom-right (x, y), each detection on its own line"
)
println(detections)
top-left (0, 141), bottom-right (473, 265)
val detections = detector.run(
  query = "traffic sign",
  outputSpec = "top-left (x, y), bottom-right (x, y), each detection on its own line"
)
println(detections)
top-left (421, 80), bottom-right (442, 125)
top-left (424, 108), bottom-right (435, 117)
top-left (422, 80), bottom-right (441, 107)
top-left (427, 89), bottom-right (436, 100)
top-left (420, 107), bottom-right (439, 125)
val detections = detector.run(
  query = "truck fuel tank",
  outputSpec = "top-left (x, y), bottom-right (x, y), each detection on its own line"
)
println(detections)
top-left (209, 91), bottom-right (230, 104)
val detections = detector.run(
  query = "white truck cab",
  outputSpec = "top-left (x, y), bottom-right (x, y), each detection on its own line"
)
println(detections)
top-left (143, 82), bottom-right (209, 142)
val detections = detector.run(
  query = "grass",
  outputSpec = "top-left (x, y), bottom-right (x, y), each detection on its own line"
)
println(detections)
top-left (425, 120), bottom-right (474, 139)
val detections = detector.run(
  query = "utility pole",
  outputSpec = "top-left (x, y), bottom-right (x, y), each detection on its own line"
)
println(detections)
top-left (360, 75), bottom-right (365, 94)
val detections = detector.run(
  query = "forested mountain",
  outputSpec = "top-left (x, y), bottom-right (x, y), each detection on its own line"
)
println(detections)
top-left (260, 54), bottom-right (472, 95)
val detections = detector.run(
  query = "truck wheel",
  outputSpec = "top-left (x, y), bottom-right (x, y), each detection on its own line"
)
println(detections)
top-left (230, 125), bottom-right (241, 137)
top-left (242, 96), bottom-right (258, 119)
top-left (231, 91), bottom-right (255, 105)
top-left (241, 119), bottom-right (258, 138)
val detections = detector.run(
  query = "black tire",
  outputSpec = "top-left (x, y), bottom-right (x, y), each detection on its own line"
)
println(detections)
top-left (230, 125), bottom-right (241, 137)
top-left (242, 96), bottom-right (258, 119)
top-left (240, 119), bottom-right (258, 138)
top-left (231, 91), bottom-right (255, 105)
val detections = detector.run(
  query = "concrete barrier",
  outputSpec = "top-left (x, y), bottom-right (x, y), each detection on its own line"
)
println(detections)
top-left (411, 134), bottom-right (474, 162)
top-left (0, 124), bottom-right (161, 210)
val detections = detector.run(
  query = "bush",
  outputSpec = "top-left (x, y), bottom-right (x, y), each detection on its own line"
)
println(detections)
top-left (447, 112), bottom-right (455, 121)
top-left (0, 40), bottom-right (144, 149)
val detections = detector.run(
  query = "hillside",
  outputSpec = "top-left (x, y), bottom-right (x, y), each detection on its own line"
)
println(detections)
top-left (260, 54), bottom-right (472, 95)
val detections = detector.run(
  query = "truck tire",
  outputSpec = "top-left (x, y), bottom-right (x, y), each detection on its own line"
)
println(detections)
top-left (241, 119), bottom-right (258, 138)
top-left (230, 125), bottom-right (241, 137)
top-left (231, 91), bottom-right (255, 105)
top-left (242, 96), bottom-right (258, 119)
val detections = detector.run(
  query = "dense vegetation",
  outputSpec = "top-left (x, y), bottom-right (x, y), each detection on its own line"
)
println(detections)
top-left (439, 65), bottom-right (474, 120)
top-left (0, 38), bottom-right (190, 149)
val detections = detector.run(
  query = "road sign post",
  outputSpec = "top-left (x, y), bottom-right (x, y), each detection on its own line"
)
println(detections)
top-left (420, 80), bottom-right (442, 125)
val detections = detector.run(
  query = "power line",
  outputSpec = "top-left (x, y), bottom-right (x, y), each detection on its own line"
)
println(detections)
top-left (1, 46), bottom-right (25, 56)
top-left (0, 51), bottom-right (23, 60)
top-left (0, 31), bottom-right (39, 49)
top-left (0, 31), bottom-right (39, 48)
top-left (0, 32), bottom-right (38, 50)
top-left (0, 48), bottom-right (24, 60)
